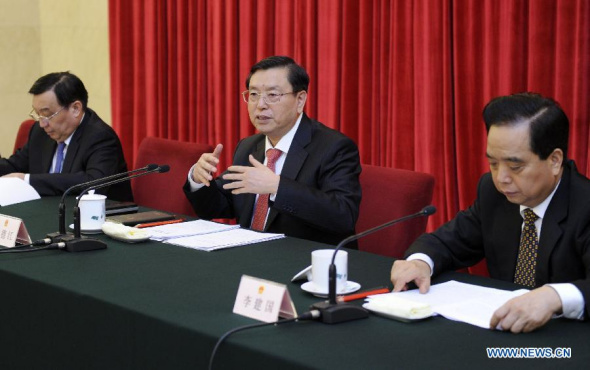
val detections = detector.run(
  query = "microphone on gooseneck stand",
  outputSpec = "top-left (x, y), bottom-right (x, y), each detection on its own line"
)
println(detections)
top-left (48, 164), bottom-right (159, 241)
top-left (59, 165), bottom-right (170, 252)
top-left (310, 205), bottom-right (437, 324)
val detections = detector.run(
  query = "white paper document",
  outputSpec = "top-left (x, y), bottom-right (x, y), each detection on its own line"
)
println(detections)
top-left (164, 228), bottom-right (284, 251)
top-left (146, 219), bottom-right (240, 241)
top-left (0, 178), bottom-right (41, 206)
top-left (366, 280), bottom-right (529, 329)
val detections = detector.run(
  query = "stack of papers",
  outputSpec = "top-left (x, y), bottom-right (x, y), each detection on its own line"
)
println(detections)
top-left (147, 220), bottom-right (240, 241)
top-left (143, 219), bottom-right (284, 251)
top-left (365, 280), bottom-right (529, 329)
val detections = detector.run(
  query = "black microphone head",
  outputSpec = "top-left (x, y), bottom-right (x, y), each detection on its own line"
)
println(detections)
top-left (158, 165), bottom-right (170, 173)
top-left (145, 163), bottom-right (159, 171)
top-left (422, 205), bottom-right (437, 216)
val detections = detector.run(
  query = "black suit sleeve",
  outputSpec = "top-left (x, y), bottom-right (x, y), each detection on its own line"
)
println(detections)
top-left (405, 176), bottom-right (488, 275)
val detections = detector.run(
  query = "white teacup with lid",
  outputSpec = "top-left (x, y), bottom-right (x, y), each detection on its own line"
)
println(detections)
top-left (79, 191), bottom-right (107, 231)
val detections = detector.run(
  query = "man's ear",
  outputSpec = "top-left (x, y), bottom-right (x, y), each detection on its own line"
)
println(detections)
top-left (296, 91), bottom-right (307, 114)
top-left (548, 148), bottom-right (564, 175)
top-left (70, 101), bottom-right (83, 118)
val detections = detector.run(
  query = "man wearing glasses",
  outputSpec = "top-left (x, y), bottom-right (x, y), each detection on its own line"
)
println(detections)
top-left (184, 56), bottom-right (361, 246)
top-left (0, 72), bottom-right (132, 201)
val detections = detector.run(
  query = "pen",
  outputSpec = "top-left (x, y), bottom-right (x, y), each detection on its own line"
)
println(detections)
top-left (337, 286), bottom-right (390, 303)
top-left (135, 219), bottom-right (185, 228)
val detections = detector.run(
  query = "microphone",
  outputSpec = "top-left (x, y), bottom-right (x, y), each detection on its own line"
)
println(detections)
top-left (49, 164), bottom-right (158, 239)
top-left (56, 165), bottom-right (170, 252)
top-left (310, 205), bottom-right (436, 324)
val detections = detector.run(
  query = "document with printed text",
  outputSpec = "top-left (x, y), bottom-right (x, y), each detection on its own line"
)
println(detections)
top-left (164, 228), bottom-right (284, 251)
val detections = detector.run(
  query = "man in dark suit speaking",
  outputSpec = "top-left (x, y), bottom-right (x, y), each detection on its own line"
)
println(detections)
top-left (184, 56), bottom-right (361, 246)
top-left (0, 72), bottom-right (132, 201)
top-left (391, 93), bottom-right (589, 333)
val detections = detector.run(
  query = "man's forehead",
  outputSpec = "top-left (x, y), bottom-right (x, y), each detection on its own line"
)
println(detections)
top-left (32, 90), bottom-right (58, 108)
top-left (250, 67), bottom-right (289, 84)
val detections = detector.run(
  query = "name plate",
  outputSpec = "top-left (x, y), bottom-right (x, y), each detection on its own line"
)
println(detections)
top-left (233, 275), bottom-right (297, 323)
top-left (0, 214), bottom-right (32, 248)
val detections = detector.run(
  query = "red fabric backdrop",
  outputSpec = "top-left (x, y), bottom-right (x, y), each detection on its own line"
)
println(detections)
top-left (109, 0), bottom-right (590, 231)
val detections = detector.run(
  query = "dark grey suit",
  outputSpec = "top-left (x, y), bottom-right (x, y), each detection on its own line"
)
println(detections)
top-left (184, 114), bottom-right (361, 246)
top-left (406, 160), bottom-right (590, 317)
top-left (0, 108), bottom-right (132, 201)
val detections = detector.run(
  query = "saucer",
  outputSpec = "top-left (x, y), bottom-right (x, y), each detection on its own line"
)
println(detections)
top-left (69, 224), bottom-right (103, 235)
top-left (301, 281), bottom-right (361, 297)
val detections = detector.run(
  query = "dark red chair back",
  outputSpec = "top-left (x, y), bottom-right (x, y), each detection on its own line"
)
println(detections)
top-left (357, 164), bottom-right (435, 258)
top-left (13, 120), bottom-right (35, 154)
top-left (133, 137), bottom-right (213, 216)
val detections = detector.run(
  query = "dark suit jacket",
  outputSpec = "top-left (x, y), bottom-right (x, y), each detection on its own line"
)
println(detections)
top-left (184, 114), bottom-right (361, 246)
top-left (0, 109), bottom-right (132, 201)
top-left (406, 160), bottom-right (590, 317)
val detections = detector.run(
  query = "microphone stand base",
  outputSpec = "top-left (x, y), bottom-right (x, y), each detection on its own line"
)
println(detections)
top-left (60, 235), bottom-right (108, 252)
top-left (310, 301), bottom-right (369, 324)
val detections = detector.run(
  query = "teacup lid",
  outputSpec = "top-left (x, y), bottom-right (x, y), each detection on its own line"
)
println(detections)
top-left (80, 193), bottom-right (107, 201)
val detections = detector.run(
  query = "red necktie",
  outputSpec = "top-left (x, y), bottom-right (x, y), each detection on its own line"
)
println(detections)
top-left (251, 148), bottom-right (282, 231)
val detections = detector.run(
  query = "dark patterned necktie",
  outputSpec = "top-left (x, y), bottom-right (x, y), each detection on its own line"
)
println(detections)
top-left (250, 148), bottom-right (282, 231)
top-left (513, 208), bottom-right (539, 287)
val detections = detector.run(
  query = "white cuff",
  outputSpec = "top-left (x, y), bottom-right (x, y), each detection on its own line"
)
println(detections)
top-left (187, 164), bottom-right (205, 192)
top-left (406, 253), bottom-right (434, 276)
top-left (24, 173), bottom-right (30, 184)
top-left (546, 283), bottom-right (585, 320)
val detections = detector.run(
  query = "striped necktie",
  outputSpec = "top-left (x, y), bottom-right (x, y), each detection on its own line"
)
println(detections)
top-left (250, 148), bottom-right (282, 231)
top-left (53, 142), bottom-right (66, 174)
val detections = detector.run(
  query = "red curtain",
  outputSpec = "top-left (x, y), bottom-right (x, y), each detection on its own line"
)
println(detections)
top-left (109, 0), bottom-right (590, 231)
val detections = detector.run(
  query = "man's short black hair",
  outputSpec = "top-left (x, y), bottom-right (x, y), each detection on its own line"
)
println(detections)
top-left (483, 92), bottom-right (569, 161)
top-left (29, 71), bottom-right (88, 110)
top-left (245, 56), bottom-right (310, 93)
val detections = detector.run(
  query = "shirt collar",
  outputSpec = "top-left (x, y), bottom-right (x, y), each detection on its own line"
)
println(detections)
top-left (264, 113), bottom-right (302, 153)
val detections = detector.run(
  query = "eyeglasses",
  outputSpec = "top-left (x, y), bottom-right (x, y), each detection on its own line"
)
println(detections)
top-left (242, 90), bottom-right (297, 104)
top-left (29, 106), bottom-right (66, 125)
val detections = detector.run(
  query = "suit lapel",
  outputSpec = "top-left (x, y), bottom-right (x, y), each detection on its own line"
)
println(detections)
top-left (493, 200), bottom-right (522, 280)
top-left (536, 166), bottom-right (570, 285)
top-left (61, 113), bottom-right (89, 173)
top-left (263, 116), bottom-right (311, 230)
top-left (279, 115), bottom-right (311, 181)
top-left (62, 136), bottom-right (80, 173)
top-left (37, 134), bottom-right (56, 173)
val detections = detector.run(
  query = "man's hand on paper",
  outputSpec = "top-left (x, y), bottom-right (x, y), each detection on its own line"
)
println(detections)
top-left (490, 286), bottom-right (562, 333)
top-left (223, 155), bottom-right (279, 195)
top-left (191, 144), bottom-right (223, 186)
top-left (390, 259), bottom-right (431, 294)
